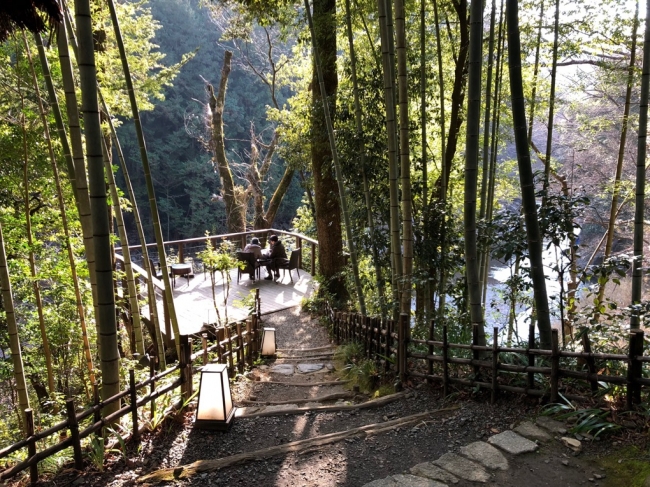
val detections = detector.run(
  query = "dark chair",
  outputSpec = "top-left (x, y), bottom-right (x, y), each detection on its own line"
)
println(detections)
top-left (275, 248), bottom-right (301, 283)
top-left (236, 252), bottom-right (260, 283)
top-left (148, 257), bottom-right (163, 280)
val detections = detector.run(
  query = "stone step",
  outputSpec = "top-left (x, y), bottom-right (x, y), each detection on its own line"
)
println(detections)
top-left (361, 425), bottom-right (547, 487)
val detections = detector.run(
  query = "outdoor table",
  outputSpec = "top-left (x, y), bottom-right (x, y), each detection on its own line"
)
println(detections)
top-left (170, 263), bottom-right (192, 288)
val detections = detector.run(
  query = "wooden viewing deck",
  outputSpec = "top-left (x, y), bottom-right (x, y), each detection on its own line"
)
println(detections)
top-left (150, 267), bottom-right (315, 336)
top-left (115, 229), bottom-right (318, 338)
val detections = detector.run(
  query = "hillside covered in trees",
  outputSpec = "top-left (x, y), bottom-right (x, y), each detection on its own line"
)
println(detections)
top-left (0, 0), bottom-right (648, 477)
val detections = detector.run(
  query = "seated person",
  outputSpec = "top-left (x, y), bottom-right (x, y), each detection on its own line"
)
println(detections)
top-left (243, 238), bottom-right (263, 280)
top-left (264, 235), bottom-right (287, 281)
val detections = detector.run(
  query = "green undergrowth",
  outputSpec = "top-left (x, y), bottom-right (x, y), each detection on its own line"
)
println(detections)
top-left (333, 342), bottom-right (393, 397)
top-left (598, 446), bottom-right (650, 487)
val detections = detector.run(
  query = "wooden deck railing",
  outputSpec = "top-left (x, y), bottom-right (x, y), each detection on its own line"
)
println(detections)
top-left (115, 228), bottom-right (319, 276)
top-left (324, 303), bottom-right (648, 409)
top-left (0, 309), bottom-right (264, 483)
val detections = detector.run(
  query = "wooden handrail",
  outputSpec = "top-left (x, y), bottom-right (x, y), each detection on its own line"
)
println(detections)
top-left (114, 228), bottom-right (318, 253)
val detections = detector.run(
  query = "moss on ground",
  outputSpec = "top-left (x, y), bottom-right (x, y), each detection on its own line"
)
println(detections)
top-left (599, 446), bottom-right (650, 487)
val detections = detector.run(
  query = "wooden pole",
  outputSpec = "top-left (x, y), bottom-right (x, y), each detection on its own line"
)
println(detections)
top-left (150, 357), bottom-right (156, 421)
top-left (550, 329), bottom-right (559, 402)
top-left (398, 313), bottom-right (409, 387)
top-left (491, 327), bottom-right (499, 404)
top-left (442, 325), bottom-right (449, 396)
top-left (527, 323), bottom-right (535, 391)
top-left (581, 330), bottom-right (598, 394)
top-left (66, 399), bottom-right (83, 469)
top-left (626, 330), bottom-right (644, 409)
top-left (246, 319), bottom-right (253, 367)
top-left (187, 338), bottom-right (194, 400)
top-left (236, 321), bottom-right (244, 374)
top-left (202, 333), bottom-right (208, 366)
top-left (25, 409), bottom-right (38, 483)
top-left (427, 319), bottom-right (434, 382)
top-left (129, 369), bottom-right (139, 443)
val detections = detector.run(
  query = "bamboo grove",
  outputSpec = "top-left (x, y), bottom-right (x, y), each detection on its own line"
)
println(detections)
top-left (0, 0), bottom-right (648, 452)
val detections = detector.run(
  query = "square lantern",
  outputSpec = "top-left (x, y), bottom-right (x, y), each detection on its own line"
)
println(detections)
top-left (261, 327), bottom-right (276, 356)
top-left (195, 363), bottom-right (235, 430)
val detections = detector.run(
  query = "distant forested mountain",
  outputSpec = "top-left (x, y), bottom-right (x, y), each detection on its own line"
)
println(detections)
top-left (115, 0), bottom-right (302, 242)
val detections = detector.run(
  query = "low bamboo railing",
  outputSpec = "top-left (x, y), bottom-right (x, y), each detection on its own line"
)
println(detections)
top-left (0, 308), bottom-right (264, 483)
top-left (325, 304), bottom-right (648, 409)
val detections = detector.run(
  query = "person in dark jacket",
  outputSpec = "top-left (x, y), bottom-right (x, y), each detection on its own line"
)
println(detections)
top-left (264, 235), bottom-right (287, 281)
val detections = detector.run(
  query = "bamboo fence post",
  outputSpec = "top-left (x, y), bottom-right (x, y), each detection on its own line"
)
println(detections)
top-left (187, 338), bottom-right (194, 400)
top-left (25, 408), bottom-right (37, 483)
top-left (163, 297), bottom-right (171, 347)
top-left (527, 323), bottom-right (535, 391)
top-left (427, 319), bottom-right (434, 382)
top-left (236, 321), bottom-right (244, 374)
top-left (216, 328), bottom-right (224, 364)
top-left (93, 383), bottom-right (101, 437)
top-left (252, 313), bottom-right (259, 356)
top-left (334, 312), bottom-right (340, 345)
top-left (550, 329), bottom-right (560, 402)
top-left (255, 289), bottom-right (261, 316)
top-left (129, 369), bottom-right (139, 443)
top-left (626, 330), bottom-right (644, 409)
top-left (472, 324), bottom-right (480, 378)
top-left (65, 399), bottom-right (83, 469)
top-left (226, 326), bottom-right (234, 377)
top-left (398, 313), bottom-right (409, 386)
top-left (383, 319), bottom-right (390, 374)
top-left (491, 327), bottom-right (499, 404)
top-left (149, 358), bottom-right (156, 421)
top-left (179, 335), bottom-right (188, 403)
top-left (246, 319), bottom-right (253, 367)
top-left (442, 325), bottom-right (449, 396)
top-left (581, 330), bottom-right (598, 394)
top-left (202, 333), bottom-right (208, 366)
top-left (311, 243), bottom-right (316, 275)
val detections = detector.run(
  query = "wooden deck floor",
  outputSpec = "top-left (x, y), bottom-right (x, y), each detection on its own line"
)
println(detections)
top-left (147, 267), bottom-right (315, 336)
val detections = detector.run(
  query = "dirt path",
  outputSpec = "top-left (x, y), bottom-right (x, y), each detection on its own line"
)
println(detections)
top-left (23, 307), bottom-right (649, 487)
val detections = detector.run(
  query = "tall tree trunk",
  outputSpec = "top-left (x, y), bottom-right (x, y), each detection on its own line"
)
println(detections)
top-left (464, 0), bottom-right (485, 345)
top-left (309, 0), bottom-right (348, 305)
top-left (0, 222), bottom-right (30, 428)
top-left (345, 0), bottom-right (387, 317)
top-left (378, 0), bottom-right (402, 315)
top-left (207, 51), bottom-right (247, 235)
top-left (433, 0), bottom-right (448, 324)
top-left (106, 0), bottom-right (182, 355)
top-left (101, 91), bottom-right (166, 368)
top-left (102, 138), bottom-right (146, 356)
top-left (630, 0), bottom-right (650, 330)
top-left (394, 0), bottom-right (414, 316)
top-left (305, 0), bottom-right (366, 315)
top-left (478, 0), bottom-right (497, 295)
top-left (17, 48), bottom-right (56, 407)
top-left (543, 0), bottom-right (560, 194)
top-left (30, 32), bottom-right (96, 387)
top-left (597, 0), bottom-right (639, 309)
top-left (75, 0), bottom-right (121, 414)
top-left (58, 7), bottom-right (100, 333)
top-left (526, 1), bottom-right (544, 145)
top-left (506, 0), bottom-right (552, 349)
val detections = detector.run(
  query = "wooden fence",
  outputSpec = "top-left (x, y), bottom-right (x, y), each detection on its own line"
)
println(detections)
top-left (325, 304), bottom-right (648, 409)
top-left (0, 308), bottom-right (263, 483)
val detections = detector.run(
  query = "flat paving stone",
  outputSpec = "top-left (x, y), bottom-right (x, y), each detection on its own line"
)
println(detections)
top-left (460, 441), bottom-right (509, 470)
top-left (432, 452), bottom-right (490, 483)
top-left (270, 364), bottom-right (294, 375)
top-left (488, 430), bottom-right (539, 455)
top-left (263, 404), bottom-right (300, 413)
top-left (410, 462), bottom-right (459, 484)
top-left (535, 416), bottom-right (567, 434)
top-left (362, 474), bottom-right (447, 487)
top-left (514, 421), bottom-right (552, 442)
top-left (296, 363), bottom-right (324, 373)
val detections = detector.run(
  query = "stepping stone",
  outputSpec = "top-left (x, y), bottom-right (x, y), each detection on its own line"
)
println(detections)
top-left (488, 430), bottom-right (538, 455)
top-left (514, 421), bottom-right (552, 442)
top-left (410, 462), bottom-right (459, 484)
top-left (362, 474), bottom-right (447, 487)
top-left (296, 363), bottom-right (324, 373)
top-left (535, 416), bottom-right (567, 434)
top-left (460, 441), bottom-right (509, 470)
top-left (433, 453), bottom-right (490, 483)
top-left (270, 364), bottom-right (294, 375)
